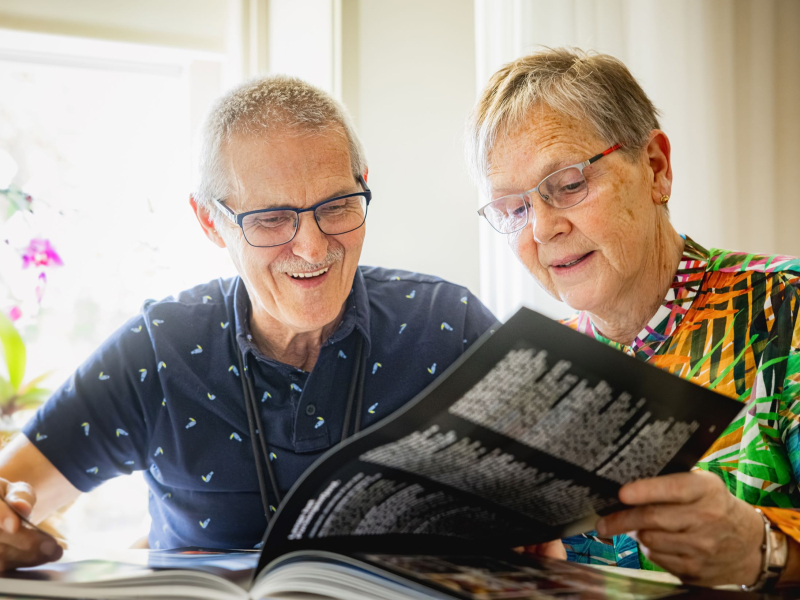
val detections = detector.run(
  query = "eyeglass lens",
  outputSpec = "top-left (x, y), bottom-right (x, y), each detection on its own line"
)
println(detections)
top-left (484, 167), bottom-right (588, 234)
top-left (241, 195), bottom-right (368, 247)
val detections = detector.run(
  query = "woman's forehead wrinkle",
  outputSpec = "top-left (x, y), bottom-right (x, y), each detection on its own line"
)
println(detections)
top-left (489, 120), bottom-right (567, 193)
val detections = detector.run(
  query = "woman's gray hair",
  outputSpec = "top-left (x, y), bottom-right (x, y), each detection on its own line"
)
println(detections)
top-left (194, 74), bottom-right (367, 211)
top-left (465, 47), bottom-right (660, 188)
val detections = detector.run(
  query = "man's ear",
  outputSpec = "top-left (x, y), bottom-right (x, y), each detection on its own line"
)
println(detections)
top-left (190, 195), bottom-right (227, 249)
top-left (645, 130), bottom-right (672, 205)
top-left (363, 168), bottom-right (369, 184)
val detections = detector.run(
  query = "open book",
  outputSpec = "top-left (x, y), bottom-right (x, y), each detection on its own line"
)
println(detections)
top-left (0, 307), bottom-right (748, 600)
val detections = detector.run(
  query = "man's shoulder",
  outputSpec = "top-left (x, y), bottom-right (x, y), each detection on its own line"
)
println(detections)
top-left (139, 277), bottom-right (238, 315)
top-left (357, 266), bottom-right (495, 340)
top-left (359, 266), bottom-right (469, 296)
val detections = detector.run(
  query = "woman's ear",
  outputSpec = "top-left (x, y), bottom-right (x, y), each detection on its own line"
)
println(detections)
top-left (645, 130), bottom-right (673, 204)
top-left (363, 168), bottom-right (369, 184)
top-left (190, 195), bottom-right (227, 248)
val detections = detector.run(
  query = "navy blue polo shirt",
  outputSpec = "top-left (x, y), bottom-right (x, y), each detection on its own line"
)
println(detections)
top-left (24, 266), bottom-right (496, 550)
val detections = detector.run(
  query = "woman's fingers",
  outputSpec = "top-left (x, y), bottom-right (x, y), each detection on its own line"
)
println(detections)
top-left (536, 539), bottom-right (567, 560)
top-left (520, 539), bottom-right (567, 560)
top-left (597, 502), bottom-right (694, 536)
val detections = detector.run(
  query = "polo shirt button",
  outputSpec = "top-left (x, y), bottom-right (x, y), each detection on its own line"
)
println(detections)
top-left (305, 404), bottom-right (316, 416)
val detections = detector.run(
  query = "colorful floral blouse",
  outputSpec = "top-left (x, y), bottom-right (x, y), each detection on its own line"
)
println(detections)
top-left (561, 236), bottom-right (800, 567)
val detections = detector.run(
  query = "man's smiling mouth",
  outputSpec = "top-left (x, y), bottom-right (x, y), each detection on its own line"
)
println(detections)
top-left (288, 267), bottom-right (330, 279)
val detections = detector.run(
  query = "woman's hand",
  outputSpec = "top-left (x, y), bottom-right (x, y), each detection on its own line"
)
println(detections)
top-left (596, 471), bottom-right (764, 587)
top-left (514, 539), bottom-right (567, 560)
top-left (0, 478), bottom-right (62, 571)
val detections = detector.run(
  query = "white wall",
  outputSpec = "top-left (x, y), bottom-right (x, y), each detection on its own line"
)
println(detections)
top-left (0, 0), bottom-right (229, 51)
top-left (268, 0), bottom-right (336, 94)
top-left (341, 0), bottom-right (481, 295)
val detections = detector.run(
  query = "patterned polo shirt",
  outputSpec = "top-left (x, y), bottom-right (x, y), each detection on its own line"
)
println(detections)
top-left (561, 235), bottom-right (800, 568)
top-left (23, 266), bottom-right (496, 550)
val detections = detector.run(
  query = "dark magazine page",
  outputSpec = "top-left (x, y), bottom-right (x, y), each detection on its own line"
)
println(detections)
top-left (256, 307), bottom-right (742, 574)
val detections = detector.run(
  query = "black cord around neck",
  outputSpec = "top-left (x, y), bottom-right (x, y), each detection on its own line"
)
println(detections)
top-left (237, 344), bottom-right (271, 519)
top-left (340, 336), bottom-right (364, 442)
top-left (247, 367), bottom-right (282, 507)
top-left (226, 287), bottom-right (368, 520)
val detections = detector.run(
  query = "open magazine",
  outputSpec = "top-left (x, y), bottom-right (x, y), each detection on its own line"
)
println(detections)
top-left (0, 307), bottom-right (752, 600)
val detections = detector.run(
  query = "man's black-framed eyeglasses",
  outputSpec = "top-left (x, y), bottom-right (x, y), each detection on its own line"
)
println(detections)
top-left (213, 175), bottom-right (371, 248)
top-left (477, 144), bottom-right (622, 235)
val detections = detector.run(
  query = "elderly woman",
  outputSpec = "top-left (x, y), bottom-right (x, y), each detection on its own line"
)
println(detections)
top-left (466, 48), bottom-right (800, 591)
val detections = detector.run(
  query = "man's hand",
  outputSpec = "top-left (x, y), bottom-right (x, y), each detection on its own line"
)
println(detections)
top-left (0, 478), bottom-right (62, 571)
top-left (596, 471), bottom-right (764, 587)
top-left (514, 539), bottom-right (567, 560)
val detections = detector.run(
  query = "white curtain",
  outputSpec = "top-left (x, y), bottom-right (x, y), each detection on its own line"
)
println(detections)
top-left (474, 0), bottom-right (800, 321)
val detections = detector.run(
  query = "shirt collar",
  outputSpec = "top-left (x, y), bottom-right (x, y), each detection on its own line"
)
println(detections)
top-left (575, 235), bottom-right (709, 357)
top-left (232, 270), bottom-right (372, 367)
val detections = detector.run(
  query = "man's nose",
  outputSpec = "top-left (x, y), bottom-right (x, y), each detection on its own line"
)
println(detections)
top-left (290, 212), bottom-right (329, 263)
top-left (530, 195), bottom-right (571, 244)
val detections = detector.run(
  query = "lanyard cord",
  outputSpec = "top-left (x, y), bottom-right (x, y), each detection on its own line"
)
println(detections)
top-left (223, 283), bottom-right (366, 525)
top-left (353, 340), bottom-right (367, 435)
top-left (246, 363), bottom-right (282, 506)
top-left (238, 333), bottom-right (367, 522)
top-left (237, 347), bottom-right (272, 519)
top-left (340, 336), bottom-right (365, 442)
top-left (223, 295), bottom-right (273, 520)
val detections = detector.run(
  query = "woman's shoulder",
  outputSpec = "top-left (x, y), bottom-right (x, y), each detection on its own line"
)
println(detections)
top-left (705, 247), bottom-right (800, 281)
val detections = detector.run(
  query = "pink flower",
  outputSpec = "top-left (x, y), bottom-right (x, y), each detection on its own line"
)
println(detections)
top-left (21, 238), bottom-right (63, 269)
top-left (7, 306), bottom-right (21, 321)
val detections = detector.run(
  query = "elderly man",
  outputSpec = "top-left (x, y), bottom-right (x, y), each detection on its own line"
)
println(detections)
top-left (0, 75), bottom-right (496, 569)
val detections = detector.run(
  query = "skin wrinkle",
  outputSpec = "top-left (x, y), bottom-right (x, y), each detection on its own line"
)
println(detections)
top-left (194, 127), bottom-right (365, 371)
top-left (488, 105), bottom-right (683, 345)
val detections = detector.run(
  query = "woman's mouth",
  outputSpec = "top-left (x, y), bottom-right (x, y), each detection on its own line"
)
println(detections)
top-left (552, 251), bottom-right (595, 271)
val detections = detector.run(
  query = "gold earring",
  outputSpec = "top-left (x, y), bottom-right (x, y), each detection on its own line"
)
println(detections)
top-left (660, 195), bottom-right (670, 205)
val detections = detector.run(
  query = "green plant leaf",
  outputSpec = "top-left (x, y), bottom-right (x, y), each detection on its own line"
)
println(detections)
top-left (0, 376), bottom-right (14, 406)
top-left (18, 370), bottom-right (55, 394)
top-left (16, 387), bottom-right (50, 409)
top-left (0, 312), bottom-right (25, 391)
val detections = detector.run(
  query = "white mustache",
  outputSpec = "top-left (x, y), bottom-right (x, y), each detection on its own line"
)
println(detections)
top-left (271, 246), bottom-right (345, 274)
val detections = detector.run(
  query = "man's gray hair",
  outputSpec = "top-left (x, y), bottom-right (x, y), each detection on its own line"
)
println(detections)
top-left (465, 47), bottom-right (660, 188)
top-left (194, 74), bottom-right (367, 211)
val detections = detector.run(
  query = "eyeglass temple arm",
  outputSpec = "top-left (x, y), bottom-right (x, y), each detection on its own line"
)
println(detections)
top-left (584, 143), bottom-right (623, 167)
top-left (212, 199), bottom-right (238, 225)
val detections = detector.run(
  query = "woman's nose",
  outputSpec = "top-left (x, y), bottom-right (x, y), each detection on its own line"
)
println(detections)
top-left (530, 196), bottom-right (571, 244)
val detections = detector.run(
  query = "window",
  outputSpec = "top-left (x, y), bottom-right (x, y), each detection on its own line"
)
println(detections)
top-left (0, 29), bottom-right (234, 550)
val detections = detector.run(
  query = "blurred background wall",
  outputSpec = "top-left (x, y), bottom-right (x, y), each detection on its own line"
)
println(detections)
top-left (0, 0), bottom-right (798, 548)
